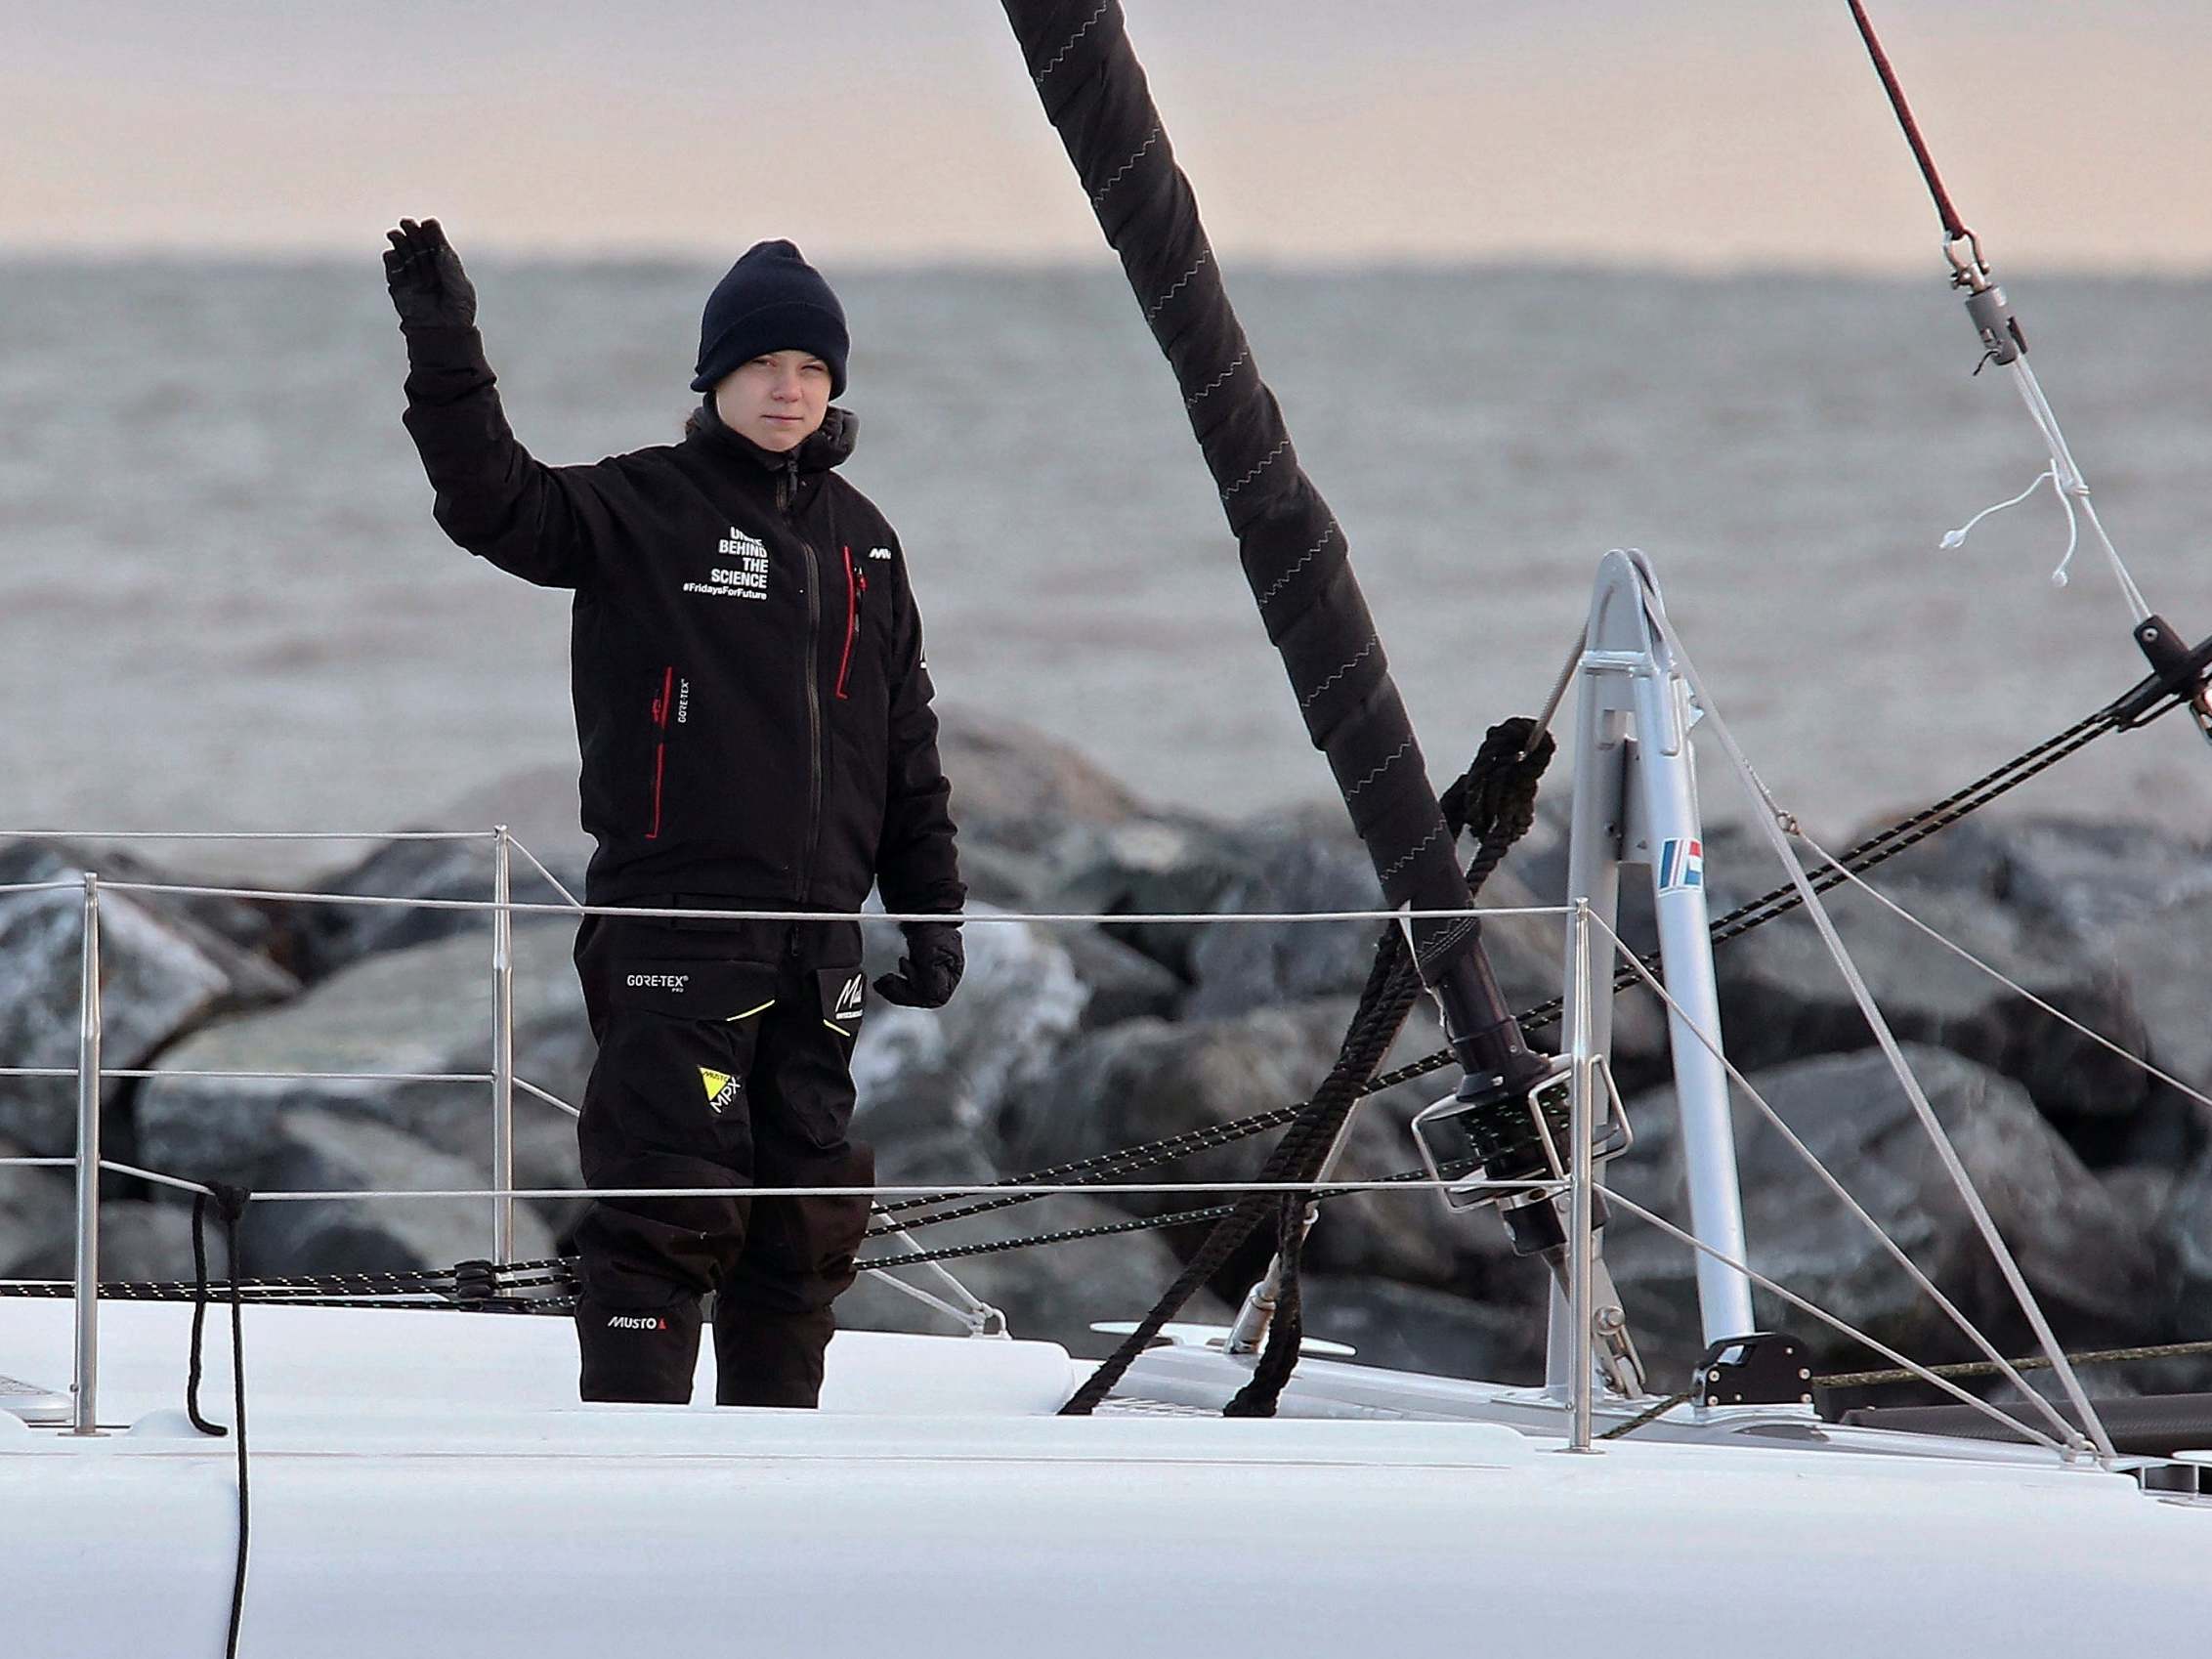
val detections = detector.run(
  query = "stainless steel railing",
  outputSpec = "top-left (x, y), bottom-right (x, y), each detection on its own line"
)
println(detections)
top-left (10, 830), bottom-right (2119, 1461)
top-left (17, 830), bottom-right (1583, 1435)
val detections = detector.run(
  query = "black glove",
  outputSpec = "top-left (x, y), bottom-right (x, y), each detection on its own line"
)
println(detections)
top-left (873, 921), bottom-right (963, 1009)
top-left (383, 217), bottom-right (478, 330)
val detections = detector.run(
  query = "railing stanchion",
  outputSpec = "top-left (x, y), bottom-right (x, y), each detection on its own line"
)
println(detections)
top-left (72, 872), bottom-right (104, 1435)
top-left (490, 825), bottom-right (516, 1264)
top-left (1566, 898), bottom-right (1596, 1453)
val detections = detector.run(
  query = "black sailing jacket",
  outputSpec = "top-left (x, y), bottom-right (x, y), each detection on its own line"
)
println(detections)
top-left (398, 323), bottom-right (962, 917)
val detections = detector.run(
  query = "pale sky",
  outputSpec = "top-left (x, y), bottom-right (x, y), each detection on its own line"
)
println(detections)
top-left (8, 1), bottom-right (2210, 270)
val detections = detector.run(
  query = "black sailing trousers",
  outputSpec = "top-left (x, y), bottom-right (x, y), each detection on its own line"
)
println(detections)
top-left (570, 905), bottom-right (874, 1407)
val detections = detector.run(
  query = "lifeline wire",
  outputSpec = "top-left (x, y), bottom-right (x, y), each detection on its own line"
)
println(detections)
top-left (88, 880), bottom-right (1553, 926)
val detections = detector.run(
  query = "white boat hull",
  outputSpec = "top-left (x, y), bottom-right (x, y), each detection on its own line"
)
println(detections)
top-left (4, 1299), bottom-right (2208, 1655)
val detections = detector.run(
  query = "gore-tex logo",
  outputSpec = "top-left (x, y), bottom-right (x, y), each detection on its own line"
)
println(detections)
top-left (606, 1313), bottom-right (668, 1332)
top-left (626, 973), bottom-right (689, 992)
top-left (684, 528), bottom-right (768, 600)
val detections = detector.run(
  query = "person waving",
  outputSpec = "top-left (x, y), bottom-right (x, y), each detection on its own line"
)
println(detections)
top-left (386, 218), bottom-right (964, 1408)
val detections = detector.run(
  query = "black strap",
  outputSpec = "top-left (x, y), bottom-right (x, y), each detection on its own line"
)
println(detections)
top-left (186, 1192), bottom-right (227, 1437)
top-left (185, 1182), bottom-right (253, 1659)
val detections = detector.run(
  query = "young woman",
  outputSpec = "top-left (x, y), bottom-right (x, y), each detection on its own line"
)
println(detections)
top-left (386, 220), bottom-right (964, 1407)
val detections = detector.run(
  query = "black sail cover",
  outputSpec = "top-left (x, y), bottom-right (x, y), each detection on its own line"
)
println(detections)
top-left (1000, 0), bottom-right (1541, 1087)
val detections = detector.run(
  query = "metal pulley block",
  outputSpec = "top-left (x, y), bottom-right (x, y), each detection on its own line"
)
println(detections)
top-left (1410, 1057), bottom-right (1632, 1213)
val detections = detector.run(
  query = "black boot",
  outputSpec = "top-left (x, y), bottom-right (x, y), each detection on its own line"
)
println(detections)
top-left (712, 1299), bottom-right (835, 1407)
top-left (575, 1296), bottom-right (703, 1403)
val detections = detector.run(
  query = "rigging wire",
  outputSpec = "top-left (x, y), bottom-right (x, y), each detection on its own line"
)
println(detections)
top-left (1844, 0), bottom-right (2154, 623)
top-left (1843, 0), bottom-right (1966, 241)
top-left (1654, 611), bottom-right (2118, 1460)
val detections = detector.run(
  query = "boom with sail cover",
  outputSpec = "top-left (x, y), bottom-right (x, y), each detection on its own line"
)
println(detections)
top-left (998, 0), bottom-right (1545, 1097)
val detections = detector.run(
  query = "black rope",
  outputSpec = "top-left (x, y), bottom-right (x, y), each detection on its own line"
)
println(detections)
top-left (181, 1182), bottom-right (254, 1659)
top-left (1816, 1338), bottom-right (2212, 1393)
top-left (1846, 0), bottom-right (1969, 241)
top-left (1221, 920), bottom-right (1425, 1418)
top-left (219, 1190), bottom-right (250, 1659)
top-left (867, 703), bottom-right (2128, 1242)
top-left (1000, 0), bottom-right (1546, 1100)
top-left (1066, 719), bottom-right (1553, 1418)
top-left (1225, 722), bottom-right (1554, 1419)
top-left (186, 1192), bottom-right (226, 1437)
top-left (859, 1203), bottom-right (1240, 1273)
top-left (1600, 1339), bottom-right (2212, 1443)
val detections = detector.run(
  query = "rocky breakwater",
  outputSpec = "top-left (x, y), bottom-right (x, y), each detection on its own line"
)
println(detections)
top-left (2, 713), bottom-right (2207, 1404)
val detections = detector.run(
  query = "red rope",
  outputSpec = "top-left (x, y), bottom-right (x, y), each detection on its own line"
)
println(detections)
top-left (1846, 0), bottom-right (1969, 241)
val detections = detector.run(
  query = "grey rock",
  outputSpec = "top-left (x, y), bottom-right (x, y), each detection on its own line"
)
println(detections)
top-left (235, 1109), bottom-right (553, 1276)
top-left (135, 917), bottom-right (593, 1197)
top-left (933, 703), bottom-right (1149, 855)
top-left (0, 837), bottom-right (294, 969)
top-left (1037, 814), bottom-right (1265, 980)
top-left (427, 763), bottom-right (596, 873)
top-left (948, 837), bottom-right (1061, 912)
top-left (1181, 830), bottom-right (1388, 1021)
top-left (1714, 882), bottom-right (2149, 1125)
top-left (1865, 813), bottom-right (2212, 946)
top-left (1000, 996), bottom-right (1532, 1310)
top-left (9, 1199), bottom-right (230, 1284)
top-left (850, 909), bottom-right (1087, 1153)
top-left (1058, 927), bottom-right (1183, 1029)
top-left (1001, 1001), bottom-right (1344, 1221)
top-left (293, 835), bottom-right (586, 981)
top-left (838, 1192), bottom-right (1231, 1359)
top-left (1847, 813), bottom-right (2016, 902)
top-left (0, 1137), bottom-right (73, 1274)
top-left (1609, 1045), bottom-right (2163, 1380)
top-left (1999, 819), bottom-right (2212, 943)
top-left (1296, 1274), bottom-right (1547, 1385)
top-left (870, 1127), bottom-right (1001, 1191)
top-left (2102, 892), bottom-right (2212, 1152)
top-left (0, 881), bottom-right (298, 1157)
top-left (2164, 1150), bottom-right (2212, 1345)
top-left (1213, 796), bottom-right (1573, 1010)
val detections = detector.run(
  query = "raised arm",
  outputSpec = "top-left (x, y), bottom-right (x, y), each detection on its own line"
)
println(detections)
top-left (385, 218), bottom-right (605, 589)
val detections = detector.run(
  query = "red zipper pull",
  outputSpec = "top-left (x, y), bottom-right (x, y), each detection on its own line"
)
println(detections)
top-left (835, 547), bottom-right (861, 701)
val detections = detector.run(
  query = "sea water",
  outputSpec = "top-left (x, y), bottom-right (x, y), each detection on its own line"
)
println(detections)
top-left (5, 260), bottom-right (2208, 878)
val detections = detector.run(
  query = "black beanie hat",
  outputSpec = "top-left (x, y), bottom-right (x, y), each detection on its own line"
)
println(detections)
top-left (690, 239), bottom-right (849, 398)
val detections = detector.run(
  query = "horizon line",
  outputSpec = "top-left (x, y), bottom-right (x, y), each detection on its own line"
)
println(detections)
top-left (5, 244), bottom-right (2210, 283)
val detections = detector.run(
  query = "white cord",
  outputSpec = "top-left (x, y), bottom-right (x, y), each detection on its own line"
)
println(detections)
top-left (1938, 355), bottom-right (2153, 623)
top-left (1939, 465), bottom-right (2055, 552)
